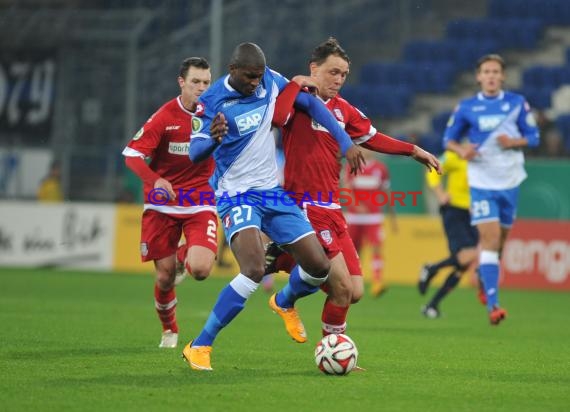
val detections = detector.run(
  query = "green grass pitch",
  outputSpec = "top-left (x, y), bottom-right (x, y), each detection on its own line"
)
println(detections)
top-left (1, 268), bottom-right (569, 411)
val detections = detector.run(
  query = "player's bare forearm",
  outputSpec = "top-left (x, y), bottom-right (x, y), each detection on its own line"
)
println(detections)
top-left (497, 134), bottom-right (529, 149)
top-left (446, 140), bottom-right (478, 160)
top-left (432, 185), bottom-right (450, 205)
top-left (411, 145), bottom-right (442, 174)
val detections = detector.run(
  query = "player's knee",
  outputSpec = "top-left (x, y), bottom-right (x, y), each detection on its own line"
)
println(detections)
top-left (156, 274), bottom-right (175, 290)
top-left (242, 264), bottom-right (266, 283)
top-left (188, 259), bottom-right (213, 281)
top-left (351, 289), bottom-right (363, 304)
top-left (310, 259), bottom-right (331, 279)
top-left (329, 280), bottom-right (352, 305)
top-left (190, 267), bottom-right (211, 281)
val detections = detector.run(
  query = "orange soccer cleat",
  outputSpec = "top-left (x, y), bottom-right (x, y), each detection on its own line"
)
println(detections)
top-left (182, 340), bottom-right (213, 371)
top-left (269, 293), bottom-right (307, 343)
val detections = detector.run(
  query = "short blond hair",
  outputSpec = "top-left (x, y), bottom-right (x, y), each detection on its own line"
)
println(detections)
top-left (476, 54), bottom-right (505, 71)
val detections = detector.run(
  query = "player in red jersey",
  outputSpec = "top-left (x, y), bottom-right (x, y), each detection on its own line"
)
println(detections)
top-left (268, 38), bottom-right (440, 339)
top-left (122, 57), bottom-right (218, 348)
top-left (343, 150), bottom-right (397, 297)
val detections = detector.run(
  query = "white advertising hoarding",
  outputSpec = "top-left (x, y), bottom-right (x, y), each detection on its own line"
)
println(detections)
top-left (0, 202), bottom-right (115, 269)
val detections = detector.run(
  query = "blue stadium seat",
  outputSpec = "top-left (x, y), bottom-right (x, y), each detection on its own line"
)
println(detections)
top-left (488, 0), bottom-right (570, 25)
top-left (523, 66), bottom-right (570, 89)
top-left (418, 133), bottom-right (444, 156)
top-left (446, 18), bottom-right (542, 50)
top-left (341, 85), bottom-right (412, 118)
top-left (432, 111), bottom-right (453, 136)
top-left (518, 87), bottom-right (552, 110)
top-left (359, 62), bottom-right (454, 94)
top-left (404, 38), bottom-right (499, 72)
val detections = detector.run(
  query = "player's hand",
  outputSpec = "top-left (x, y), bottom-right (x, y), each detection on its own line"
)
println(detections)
top-left (290, 75), bottom-right (319, 95)
top-left (345, 145), bottom-right (366, 175)
top-left (210, 112), bottom-right (228, 144)
top-left (458, 143), bottom-right (479, 160)
top-left (497, 134), bottom-right (513, 149)
top-left (154, 178), bottom-right (176, 200)
top-left (437, 192), bottom-right (451, 206)
top-left (411, 145), bottom-right (442, 174)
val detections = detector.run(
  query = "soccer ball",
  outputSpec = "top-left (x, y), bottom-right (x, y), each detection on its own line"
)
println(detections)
top-left (314, 334), bottom-right (358, 375)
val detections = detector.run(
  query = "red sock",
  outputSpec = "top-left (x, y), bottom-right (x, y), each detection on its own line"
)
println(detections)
top-left (154, 284), bottom-right (178, 333)
top-left (321, 298), bottom-right (349, 336)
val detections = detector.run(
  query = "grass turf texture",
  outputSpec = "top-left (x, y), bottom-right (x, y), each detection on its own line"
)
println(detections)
top-left (1, 268), bottom-right (569, 412)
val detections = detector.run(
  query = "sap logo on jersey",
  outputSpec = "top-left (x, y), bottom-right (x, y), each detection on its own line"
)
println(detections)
top-left (478, 114), bottom-right (505, 132)
top-left (235, 105), bottom-right (266, 136)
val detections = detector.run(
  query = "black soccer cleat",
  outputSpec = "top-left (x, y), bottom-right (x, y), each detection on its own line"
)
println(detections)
top-left (417, 264), bottom-right (436, 295)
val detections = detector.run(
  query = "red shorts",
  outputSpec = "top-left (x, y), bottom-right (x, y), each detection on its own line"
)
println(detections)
top-left (348, 223), bottom-right (383, 252)
top-left (140, 210), bottom-right (218, 262)
top-left (305, 205), bottom-right (362, 276)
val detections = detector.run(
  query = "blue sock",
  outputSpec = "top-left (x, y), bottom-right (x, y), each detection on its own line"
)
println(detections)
top-left (193, 274), bottom-right (258, 346)
top-left (275, 265), bottom-right (321, 308)
top-left (479, 250), bottom-right (500, 311)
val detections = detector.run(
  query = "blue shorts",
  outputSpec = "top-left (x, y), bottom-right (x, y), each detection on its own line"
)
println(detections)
top-left (469, 186), bottom-right (520, 228)
top-left (216, 186), bottom-right (314, 245)
top-left (440, 205), bottom-right (479, 254)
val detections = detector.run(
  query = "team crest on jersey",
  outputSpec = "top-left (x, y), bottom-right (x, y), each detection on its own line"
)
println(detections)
top-left (319, 230), bottom-right (333, 245)
top-left (133, 127), bottom-right (144, 140)
top-left (526, 113), bottom-right (537, 127)
top-left (501, 103), bottom-right (510, 112)
top-left (195, 103), bottom-right (205, 117)
top-left (192, 116), bottom-right (203, 133)
top-left (140, 242), bottom-right (148, 256)
top-left (333, 108), bottom-right (344, 122)
top-left (235, 105), bottom-right (266, 136)
top-left (255, 85), bottom-right (267, 98)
